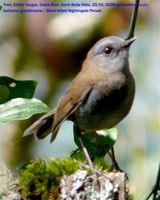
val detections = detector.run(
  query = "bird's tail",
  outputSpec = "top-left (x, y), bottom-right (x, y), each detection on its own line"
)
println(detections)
top-left (23, 110), bottom-right (55, 140)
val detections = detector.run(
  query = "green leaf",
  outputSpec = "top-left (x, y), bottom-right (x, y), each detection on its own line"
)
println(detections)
top-left (0, 76), bottom-right (37, 104)
top-left (96, 128), bottom-right (118, 148)
top-left (0, 98), bottom-right (50, 124)
top-left (73, 125), bottom-right (118, 159)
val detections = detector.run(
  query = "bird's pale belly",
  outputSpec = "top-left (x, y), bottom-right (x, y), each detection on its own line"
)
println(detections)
top-left (72, 83), bottom-right (134, 131)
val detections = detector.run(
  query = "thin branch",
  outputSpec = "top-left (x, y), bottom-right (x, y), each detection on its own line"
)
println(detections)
top-left (145, 163), bottom-right (160, 200)
top-left (152, 162), bottom-right (160, 200)
top-left (125, 0), bottom-right (140, 40)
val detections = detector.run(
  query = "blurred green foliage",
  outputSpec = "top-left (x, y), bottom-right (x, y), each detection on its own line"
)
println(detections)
top-left (0, 76), bottom-right (50, 124)
top-left (0, 98), bottom-right (50, 124)
top-left (73, 125), bottom-right (118, 160)
top-left (0, 76), bottom-right (37, 104)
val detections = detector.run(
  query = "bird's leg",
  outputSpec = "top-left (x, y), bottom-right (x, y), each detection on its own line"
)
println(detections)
top-left (108, 148), bottom-right (129, 179)
top-left (93, 132), bottom-right (121, 171)
top-left (108, 147), bottom-right (121, 171)
top-left (74, 125), bottom-right (96, 175)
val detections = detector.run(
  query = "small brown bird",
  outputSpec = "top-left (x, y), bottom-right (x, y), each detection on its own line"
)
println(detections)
top-left (24, 36), bottom-right (136, 143)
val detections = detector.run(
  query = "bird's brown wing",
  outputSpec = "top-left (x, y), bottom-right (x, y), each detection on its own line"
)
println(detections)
top-left (50, 63), bottom-right (108, 142)
top-left (50, 84), bottom-right (94, 142)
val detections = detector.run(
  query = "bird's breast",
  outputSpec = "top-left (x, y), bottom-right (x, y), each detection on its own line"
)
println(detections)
top-left (72, 73), bottom-right (135, 131)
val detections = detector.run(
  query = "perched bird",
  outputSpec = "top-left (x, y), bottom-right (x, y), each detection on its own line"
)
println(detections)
top-left (24, 36), bottom-right (136, 144)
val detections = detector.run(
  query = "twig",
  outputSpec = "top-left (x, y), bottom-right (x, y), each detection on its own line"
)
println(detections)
top-left (145, 163), bottom-right (160, 200)
top-left (125, 0), bottom-right (140, 40)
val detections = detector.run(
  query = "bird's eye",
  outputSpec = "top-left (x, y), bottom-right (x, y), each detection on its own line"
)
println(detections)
top-left (104, 47), bottom-right (112, 54)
